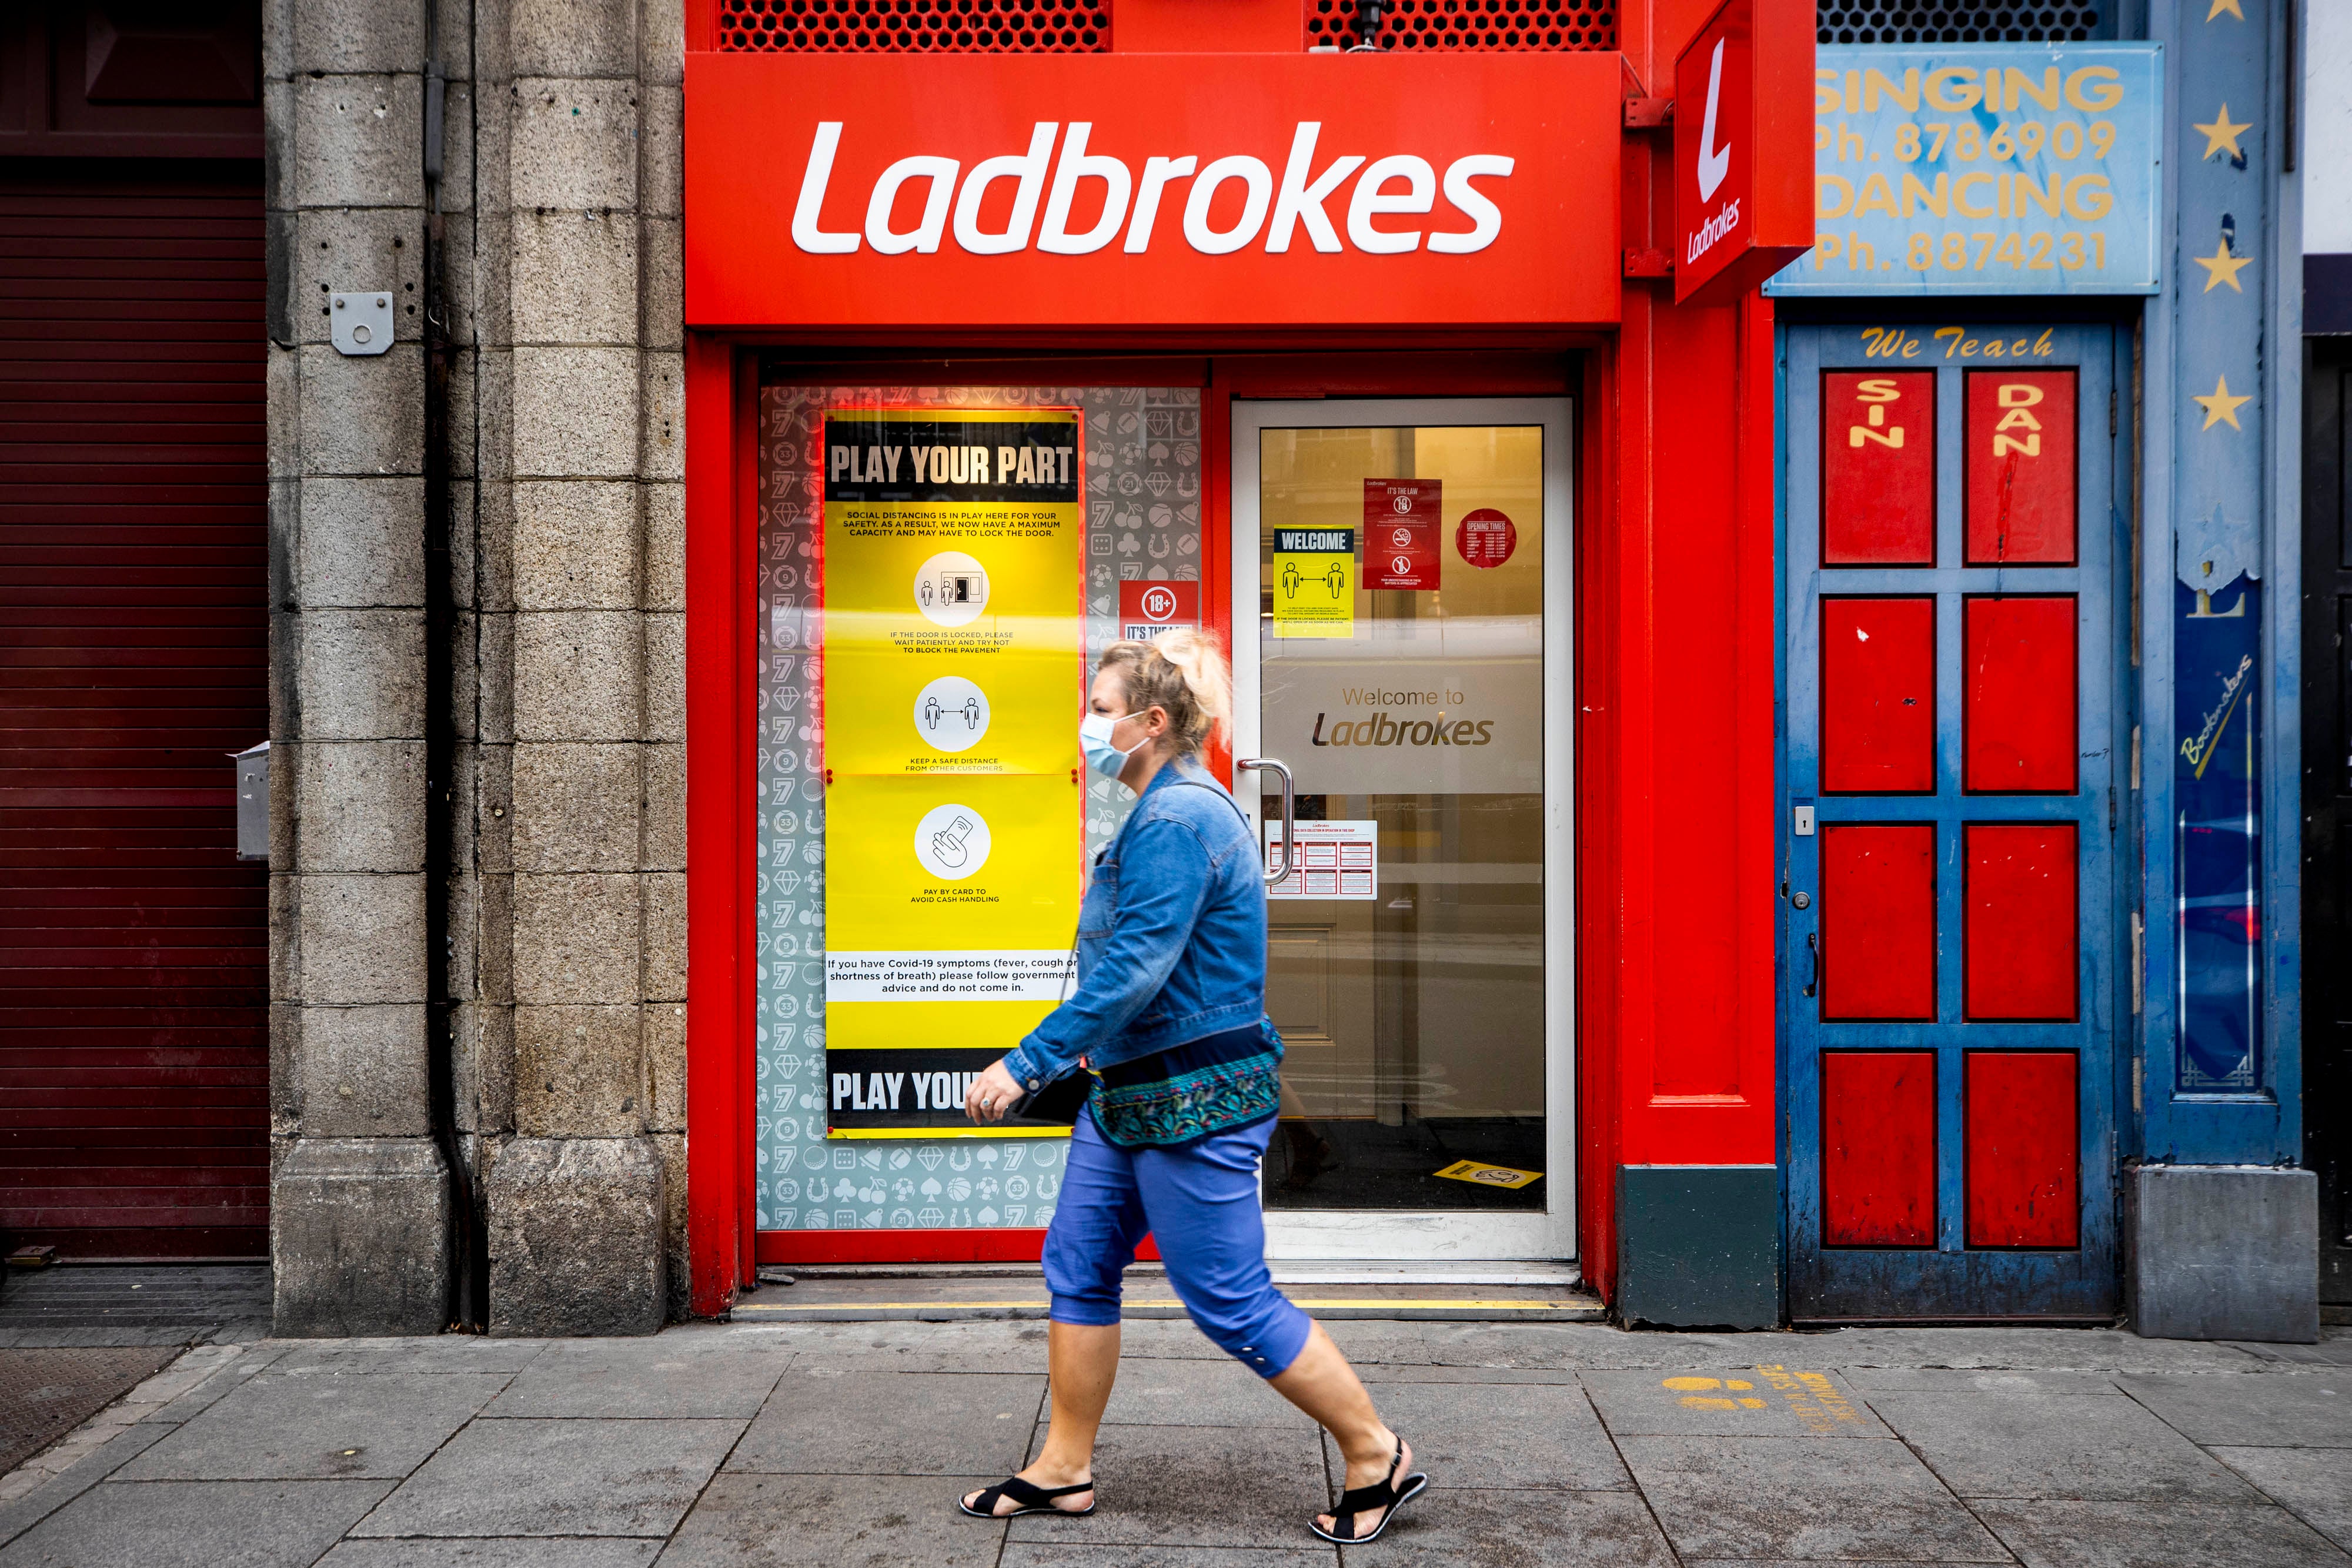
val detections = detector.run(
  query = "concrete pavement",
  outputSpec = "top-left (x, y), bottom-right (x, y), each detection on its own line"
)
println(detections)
top-left (0, 1316), bottom-right (2346, 1567)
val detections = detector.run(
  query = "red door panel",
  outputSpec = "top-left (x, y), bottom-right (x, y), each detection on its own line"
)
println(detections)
top-left (1820, 824), bottom-right (1936, 1021)
top-left (1964, 823), bottom-right (2078, 1020)
top-left (1822, 371), bottom-right (1935, 566)
top-left (1963, 596), bottom-right (2077, 793)
top-left (1965, 369), bottom-right (2076, 564)
top-left (1822, 597), bottom-right (1935, 794)
top-left (1822, 1052), bottom-right (1936, 1247)
top-left (1965, 1051), bottom-right (2080, 1248)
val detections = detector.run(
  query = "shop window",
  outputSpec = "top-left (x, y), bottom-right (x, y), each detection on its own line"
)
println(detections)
top-left (753, 382), bottom-right (1202, 1236)
top-left (1304, 0), bottom-right (1616, 52)
top-left (1814, 0), bottom-right (2104, 45)
top-left (717, 0), bottom-right (1110, 52)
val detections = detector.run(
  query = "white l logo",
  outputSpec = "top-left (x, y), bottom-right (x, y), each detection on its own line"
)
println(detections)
top-left (1696, 38), bottom-right (1732, 201)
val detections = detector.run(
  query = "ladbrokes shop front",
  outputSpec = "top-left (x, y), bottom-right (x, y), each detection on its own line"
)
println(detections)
top-left (680, 0), bottom-right (1815, 1326)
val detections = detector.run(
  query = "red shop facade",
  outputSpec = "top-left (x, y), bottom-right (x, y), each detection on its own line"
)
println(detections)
top-left (680, 0), bottom-right (1813, 1324)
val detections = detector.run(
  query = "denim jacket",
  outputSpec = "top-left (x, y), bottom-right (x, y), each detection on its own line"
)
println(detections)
top-left (1000, 758), bottom-right (1267, 1094)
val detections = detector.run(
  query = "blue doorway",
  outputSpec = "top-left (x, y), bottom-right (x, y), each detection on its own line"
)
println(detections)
top-left (1779, 322), bottom-right (2130, 1320)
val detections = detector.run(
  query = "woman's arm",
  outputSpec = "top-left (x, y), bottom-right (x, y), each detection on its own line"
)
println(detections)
top-left (997, 814), bottom-right (1215, 1090)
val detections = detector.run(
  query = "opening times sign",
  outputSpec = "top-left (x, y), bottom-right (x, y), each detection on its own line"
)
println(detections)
top-left (1767, 44), bottom-right (2160, 296)
top-left (821, 407), bottom-right (1084, 1136)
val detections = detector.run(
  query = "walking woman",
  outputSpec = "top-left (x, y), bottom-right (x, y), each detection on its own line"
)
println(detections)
top-left (956, 630), bottom-right (1425, 1546)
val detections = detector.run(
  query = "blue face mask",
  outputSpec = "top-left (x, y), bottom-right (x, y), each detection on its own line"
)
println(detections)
top-left (1079, 710), bottom-right (1144, 780)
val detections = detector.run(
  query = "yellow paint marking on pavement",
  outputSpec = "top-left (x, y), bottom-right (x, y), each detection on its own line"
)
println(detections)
top-left (1661, 1375), bottom-right (1769, 1412)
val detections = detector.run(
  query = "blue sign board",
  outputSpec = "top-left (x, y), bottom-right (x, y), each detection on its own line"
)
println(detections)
top-left (1766, 44), bottom-right (2162, 297)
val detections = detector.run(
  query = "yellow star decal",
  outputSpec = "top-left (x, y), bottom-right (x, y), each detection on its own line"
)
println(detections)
top-left (2193, 240), bottom-right (2253, 292)
top-left (2206, 0), bottom-right (2243, 18)
top-left (2194, 103), bottom-right (2252, 162)
top-left (2193, 375), bottom-right (2252, 432)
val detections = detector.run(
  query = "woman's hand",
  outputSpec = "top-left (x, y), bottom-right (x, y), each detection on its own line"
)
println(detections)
top-left (965, 1058), bottom-right (1027, 1124)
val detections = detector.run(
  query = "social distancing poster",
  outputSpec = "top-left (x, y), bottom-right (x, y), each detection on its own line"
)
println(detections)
top-left (820, 409), bottom-right (1084, 1136)
top-left (1272, 527), bottom-right (1355, 638)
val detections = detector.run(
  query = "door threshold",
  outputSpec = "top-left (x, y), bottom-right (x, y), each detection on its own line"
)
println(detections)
top-left (737, 1261), bottom-right (1601, 1323)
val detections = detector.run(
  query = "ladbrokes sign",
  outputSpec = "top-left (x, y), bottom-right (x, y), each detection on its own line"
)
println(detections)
top-left (686, 53), bottom-right (1622, 328)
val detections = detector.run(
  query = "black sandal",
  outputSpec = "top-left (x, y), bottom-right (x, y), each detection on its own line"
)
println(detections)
top-left (1309, 1438), bottom-right (1426, 1545)
top-left (957, 1475), bottom-right (1097, 1520)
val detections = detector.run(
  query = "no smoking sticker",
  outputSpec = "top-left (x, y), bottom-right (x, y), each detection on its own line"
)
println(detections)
top-left (1365, 479), bottom-right (1440, 590)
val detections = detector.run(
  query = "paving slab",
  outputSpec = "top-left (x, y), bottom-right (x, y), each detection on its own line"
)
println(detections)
top-left (1095, 1355), bottom-right (1314, 1429)
top-left (1358, 1379), bottom-right (1631, 1490)
top-left (118, 1372), bottom-right (509, 1481)
top-left (729, 1368), bottom-right (1043, 1475)
top-left (1799, 1328), bottom-right (2269, 1374)
top-left (652, 1472), bottom-right (1008, 1567)
top-left (1862, 1389), bottom-right (2256, 1502)
top-left (1843, 1369), bottom-right (2122, 1396)
top-left (0, 1478), bottom-right (393, 1567)
top-left (1975, 1498), bottom-right (2352, 1567)
top-left (2116, 1372), bottom-right (2352, 1447)
top-left (1340, 1363), bottom-right (1579, 1385)
top-left (1338, 1486), bottom-right (1674, 1567)
top-left (2226, 1335), bottom-right (2352, 1368)
top-left (0, 1422), bottom-right (171, 1551)
top-left (318, 1541), bottom-right (663, 1566)
top-left (1003, 1422), bottom-right (1326, 1549)
top-left (484, 1342), bottom-right (789, 1419)
top-left (1584, 1366), bottom-right (1888, 1438)
top-left (1614, 1433), bottom-right (2010, 1562)
top-left (268, 1338), bottom-right (553, 1377)
top-left (352, 1416), bottom-right (743, 1538)
top-left (998, 1547), bottom-right (1334, 1567)
top-left (2209, 1446), bottom-right (2352, 1552)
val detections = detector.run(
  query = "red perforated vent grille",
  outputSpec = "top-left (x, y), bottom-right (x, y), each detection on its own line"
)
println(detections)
top-left (1304, 0), bottom-right (1616, 51)
top-left (716, 0), bottom-right (1110, 50)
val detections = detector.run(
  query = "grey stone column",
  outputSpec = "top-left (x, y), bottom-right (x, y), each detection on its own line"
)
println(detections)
top-left (457, 0), bottom-right (686, 1336)
top-left (265, 0), bottom-right (452, 1336)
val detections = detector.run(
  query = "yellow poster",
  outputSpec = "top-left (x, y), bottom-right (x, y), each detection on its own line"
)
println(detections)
top-left (1271, 527), bottom-right (1355, 639)
top-left (821, 408), bottom-right (1084, 1138)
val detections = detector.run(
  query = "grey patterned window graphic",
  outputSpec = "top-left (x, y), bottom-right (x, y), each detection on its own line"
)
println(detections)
top-left (756, 383), bottom-right (1204, 1232)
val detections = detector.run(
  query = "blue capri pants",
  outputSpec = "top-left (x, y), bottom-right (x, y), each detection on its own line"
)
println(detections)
top-left (1043, 1107), bottom-right (1313, 1379)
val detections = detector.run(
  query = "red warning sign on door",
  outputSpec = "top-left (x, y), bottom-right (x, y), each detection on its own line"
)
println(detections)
top-left (1456, 507), bottom-right (1517, 569)
top-left (1365, 479), bottom-right (1441, 590)
top-left (1118, 580), bottom-right (1198, 641)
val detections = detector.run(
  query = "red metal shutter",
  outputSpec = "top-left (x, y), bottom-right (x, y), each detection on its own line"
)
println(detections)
top-left (0, 163), bottom-right (269, 1259)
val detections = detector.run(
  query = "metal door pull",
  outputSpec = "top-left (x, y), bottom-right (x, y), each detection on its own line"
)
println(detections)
top-left (1235, 757), bottom-right (1295, 887)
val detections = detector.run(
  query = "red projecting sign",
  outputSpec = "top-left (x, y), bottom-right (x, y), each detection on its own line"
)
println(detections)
top-left (1672, 0), bottom-right (1813, 305)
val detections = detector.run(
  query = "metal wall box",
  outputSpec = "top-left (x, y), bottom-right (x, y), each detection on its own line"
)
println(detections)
top-left (234, 741), bottom-right (268, 862)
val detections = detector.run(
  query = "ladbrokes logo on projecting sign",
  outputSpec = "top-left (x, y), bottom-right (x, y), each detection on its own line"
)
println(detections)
top-left (790, 121), bottom-right (1516, 259)
top-left (685, 52), bottom-right (1623, 327)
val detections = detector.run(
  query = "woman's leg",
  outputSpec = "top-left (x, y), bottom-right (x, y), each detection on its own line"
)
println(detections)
top-left (1269, 1324), bottom-right (1411, 1539)
top-left (966, 1114), bottom-right (1147, 1517)
top-left (1134, 1118), bottom-right (1411, 1539)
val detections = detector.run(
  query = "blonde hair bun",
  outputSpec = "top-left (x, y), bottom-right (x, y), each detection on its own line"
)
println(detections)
top-left (1100, 627), bottom-right (1231, 756)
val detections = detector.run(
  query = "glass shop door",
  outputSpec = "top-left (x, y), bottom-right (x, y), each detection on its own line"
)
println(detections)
top-left (1230, 397), bottom-right (1575, 1261)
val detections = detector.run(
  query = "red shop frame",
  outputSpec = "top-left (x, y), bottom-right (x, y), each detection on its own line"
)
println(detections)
top-left (689, 324), bottom-right (1781, 1317)
top-left (689, 347), bottom-right (1609, 1303)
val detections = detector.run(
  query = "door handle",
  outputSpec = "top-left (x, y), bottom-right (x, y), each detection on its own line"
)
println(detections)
top-left (1803, 931), bottom-right (1820, 999)
top-left (1236, 757), bottom-right (1295, 887)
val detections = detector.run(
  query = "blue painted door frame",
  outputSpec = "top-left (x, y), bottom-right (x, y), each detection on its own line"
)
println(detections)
top-left (1778, 322), bottom-right (2133, 1320)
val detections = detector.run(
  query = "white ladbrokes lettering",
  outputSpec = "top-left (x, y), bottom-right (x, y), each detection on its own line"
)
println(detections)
top-left (791, 120), bottom-right (1515, 258)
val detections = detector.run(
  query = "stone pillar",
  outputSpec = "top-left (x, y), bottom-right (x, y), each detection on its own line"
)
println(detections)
top-left (456, 0), bottom-right (686, 1335)
top-left (265, 0), bottom-right (452, 1336)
